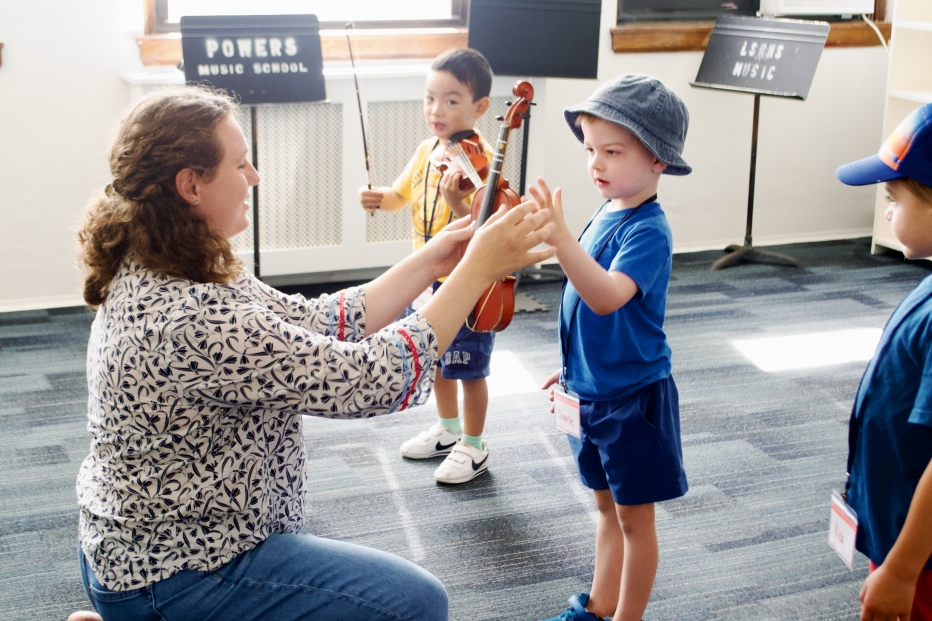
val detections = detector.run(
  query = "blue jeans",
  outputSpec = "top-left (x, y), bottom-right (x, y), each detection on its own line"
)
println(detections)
top-left (78, 533), bottom-right (448, 621)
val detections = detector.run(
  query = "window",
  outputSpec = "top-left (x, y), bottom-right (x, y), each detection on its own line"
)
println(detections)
top-left (618, 0), bottom-right (757, 22)
top-left (617, 0), bottom-right (886, 22)
top-left (151, 0), bottom-right (469, 34)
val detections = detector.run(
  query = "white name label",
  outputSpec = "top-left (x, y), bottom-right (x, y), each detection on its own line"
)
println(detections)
top-left (554, 386), bottom-right (581, 438)
top-left (828, 490), bottom-right (858, 569)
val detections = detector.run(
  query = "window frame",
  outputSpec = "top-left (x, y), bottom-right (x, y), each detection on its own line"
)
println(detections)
top-left (618, 0), bottom-right (759, 24)
top-left (146, 0), bottom-right (470, 34)
top-left (135, 0), bottom-right (889, 66)
top-left (618, 0), bottom-right (885, 23)
top-left (611, 0), bottom-right (887, 52)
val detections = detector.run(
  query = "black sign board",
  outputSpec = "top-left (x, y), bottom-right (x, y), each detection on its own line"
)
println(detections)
top-left (180, 14), bottom-right (325, 105)
top-left (468, 0), bottom-right (600, 79)
top-left (691, 15), bottom-right (829, 100)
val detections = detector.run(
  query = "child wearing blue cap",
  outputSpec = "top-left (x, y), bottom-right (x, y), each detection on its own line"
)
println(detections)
top-left (836, 103), bottom-right (932, 621)
top-left (530, 74), bottom-right (690, 621)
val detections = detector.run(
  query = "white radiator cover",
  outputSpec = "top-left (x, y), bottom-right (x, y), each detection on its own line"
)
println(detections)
top-left (230, 103), bottom-right (344, 255)
top-left (235, 93), bottom-right (526, 278)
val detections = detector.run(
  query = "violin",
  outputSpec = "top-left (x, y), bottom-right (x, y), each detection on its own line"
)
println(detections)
top-left (429, 130), bottom-right (490, 192)
top-left (466, 80), bottom-right (535, 334)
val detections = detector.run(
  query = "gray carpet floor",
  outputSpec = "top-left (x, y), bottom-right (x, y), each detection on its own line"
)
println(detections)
top-left (1, 238), bottom-right (930, 620)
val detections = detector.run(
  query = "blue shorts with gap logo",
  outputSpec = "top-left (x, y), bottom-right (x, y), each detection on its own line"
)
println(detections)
top-left (406, 281), bottom-right (494, 381)
top-left (568, 375), bottom-right (688, 506)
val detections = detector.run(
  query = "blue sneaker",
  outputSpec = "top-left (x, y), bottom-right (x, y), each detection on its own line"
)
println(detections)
top-left (541, 592), bottom-right (611, 621)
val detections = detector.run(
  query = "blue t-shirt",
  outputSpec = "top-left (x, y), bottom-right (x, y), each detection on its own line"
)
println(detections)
top-left (847, 274), bottom-right (932, 568)
top-left (560, 201), bottom-right (672, 402)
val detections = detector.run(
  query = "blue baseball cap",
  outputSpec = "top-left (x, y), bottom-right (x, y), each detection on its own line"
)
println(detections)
top-left (564, 74), bottom-right (691, 176)
top-left (837, 103), bottom-right (932, 188)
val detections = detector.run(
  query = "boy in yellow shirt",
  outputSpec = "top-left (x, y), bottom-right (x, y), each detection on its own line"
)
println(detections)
top-left (359, 48), bottom-right (496, 485)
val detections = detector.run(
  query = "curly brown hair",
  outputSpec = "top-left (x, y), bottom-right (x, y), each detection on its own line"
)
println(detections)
top-left (77, 86), bottom-right (243, 307)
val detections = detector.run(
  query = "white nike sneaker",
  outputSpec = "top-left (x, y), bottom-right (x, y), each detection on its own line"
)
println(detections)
top-left (400, 423), bottom-right (461, 459)
top-left (433, 440), bottom-right (489, 485)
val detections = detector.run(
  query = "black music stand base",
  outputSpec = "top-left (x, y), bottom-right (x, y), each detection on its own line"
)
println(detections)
top-left (711, 243), bottom-right (803, 270)
top-left (708, 94), bottom-right (804, 272)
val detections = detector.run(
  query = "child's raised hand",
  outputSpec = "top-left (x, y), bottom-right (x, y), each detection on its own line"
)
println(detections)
top-left (527, 177), bottom-right (573, 250)
top-left (542, 369), bottom-right (561, 413)
top-left (358, 186), bottom-right (384, 214)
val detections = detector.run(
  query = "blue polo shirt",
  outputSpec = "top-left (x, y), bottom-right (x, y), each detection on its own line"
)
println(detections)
top-left (847, 274), bottom-right (932, 568)
top-left (560, 201), bottom-right (672, 402)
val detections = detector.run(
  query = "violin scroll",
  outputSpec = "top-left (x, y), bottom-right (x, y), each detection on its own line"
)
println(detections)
top-left (466, 80), bottom-right (535, 333)
top-left (503, 81), bottom-right (534, 129)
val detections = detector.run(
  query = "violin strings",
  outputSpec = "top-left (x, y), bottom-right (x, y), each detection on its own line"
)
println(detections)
top-left (450, 142), bottom-right (482, 184)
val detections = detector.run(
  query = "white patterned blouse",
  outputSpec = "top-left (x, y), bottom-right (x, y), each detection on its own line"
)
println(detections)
top-left (77, 261), bottom-right (437, 591)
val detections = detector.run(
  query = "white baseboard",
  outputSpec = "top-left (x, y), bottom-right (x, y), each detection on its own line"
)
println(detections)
top-left (0, 230), bottom-right (878, 314)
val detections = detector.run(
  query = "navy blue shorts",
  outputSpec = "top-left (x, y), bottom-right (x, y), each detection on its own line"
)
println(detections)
top-left (568, 376), bottom-right (688, 506)
top-left (439, 323), bottom-right (494, 380)
top-left (406, 282), bottom-right (494, 381)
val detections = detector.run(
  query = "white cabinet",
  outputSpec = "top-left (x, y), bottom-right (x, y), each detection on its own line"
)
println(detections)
top-left (872, 0), bottom-right (932, 253)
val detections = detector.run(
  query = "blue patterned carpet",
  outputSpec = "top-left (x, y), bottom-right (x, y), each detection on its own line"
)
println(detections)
top-left (1, 238), bottom-right (929, 620)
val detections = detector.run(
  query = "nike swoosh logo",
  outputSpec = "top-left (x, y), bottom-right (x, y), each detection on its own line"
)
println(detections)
top-left (435, 440), bottom-right (457, 451)
top-left (472, 454), bottom-right (488, 471)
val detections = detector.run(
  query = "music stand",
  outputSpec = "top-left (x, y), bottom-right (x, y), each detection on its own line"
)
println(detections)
top-left (691, 15), bottom-right (829, 270)
top-left (181, 14), bottom-right (326, 278)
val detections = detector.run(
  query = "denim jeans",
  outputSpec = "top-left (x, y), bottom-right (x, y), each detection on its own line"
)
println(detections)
top-left (78, 533), bottom-right (448, 621)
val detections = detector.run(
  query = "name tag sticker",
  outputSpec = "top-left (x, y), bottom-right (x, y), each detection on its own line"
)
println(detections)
top-left (828, 490), bottom-right (858, 569)
top-left (554, 386), bottom-right (581, 438)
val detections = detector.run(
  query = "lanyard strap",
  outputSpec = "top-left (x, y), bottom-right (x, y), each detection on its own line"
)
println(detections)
top-left (558, 195), bottom-right (657, 390)
top-left (421, 139), bottom-right (449, 244)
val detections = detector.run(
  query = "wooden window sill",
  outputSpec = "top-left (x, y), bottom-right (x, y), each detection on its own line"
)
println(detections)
top-left (137, 29), bottom-right (468, 67)
top-left (137, 20), bottom-right (891, 67)
top-left (611, 19), bottom-right (891, 53)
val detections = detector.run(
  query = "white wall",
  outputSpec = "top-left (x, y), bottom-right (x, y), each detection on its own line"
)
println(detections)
top-left (0, 2), bottom-right (143, 312)
top-left (0, 0), bottom-right (888, 312)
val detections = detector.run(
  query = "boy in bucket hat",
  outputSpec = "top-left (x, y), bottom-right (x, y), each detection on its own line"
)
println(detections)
top-left (836, 103), bottom-right (932, 621)
top-left (531, 74), bottom-right (690, 621)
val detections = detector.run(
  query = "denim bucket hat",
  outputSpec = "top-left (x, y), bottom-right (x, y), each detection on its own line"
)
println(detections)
top-left (564, 74), bottom-right (692, 176)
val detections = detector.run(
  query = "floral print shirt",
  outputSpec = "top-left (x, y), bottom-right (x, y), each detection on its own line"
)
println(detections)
top-left (77, 261), bottom-right (437, 591)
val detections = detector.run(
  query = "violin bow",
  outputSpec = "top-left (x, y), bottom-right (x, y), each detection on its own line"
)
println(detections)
top-left (345, 23), bottom-right (378, 212)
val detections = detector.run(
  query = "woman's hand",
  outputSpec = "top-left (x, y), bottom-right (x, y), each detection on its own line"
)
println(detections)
top-left (860, 563), bottom-right (916, 621)
top-left (363, 215), bottom-right (473, 332)
top-left (542, 369), bottom-right (561, 413)
top-left (458, 200), bottom-right (556, 284)
top-left (418, 202), bottom-right (555, 354)
top-left (420, 216), bottom-right (476, 281)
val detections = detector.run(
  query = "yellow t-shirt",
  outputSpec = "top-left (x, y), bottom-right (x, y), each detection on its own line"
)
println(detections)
top-left (392, 132), bottom-right (494, 252)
